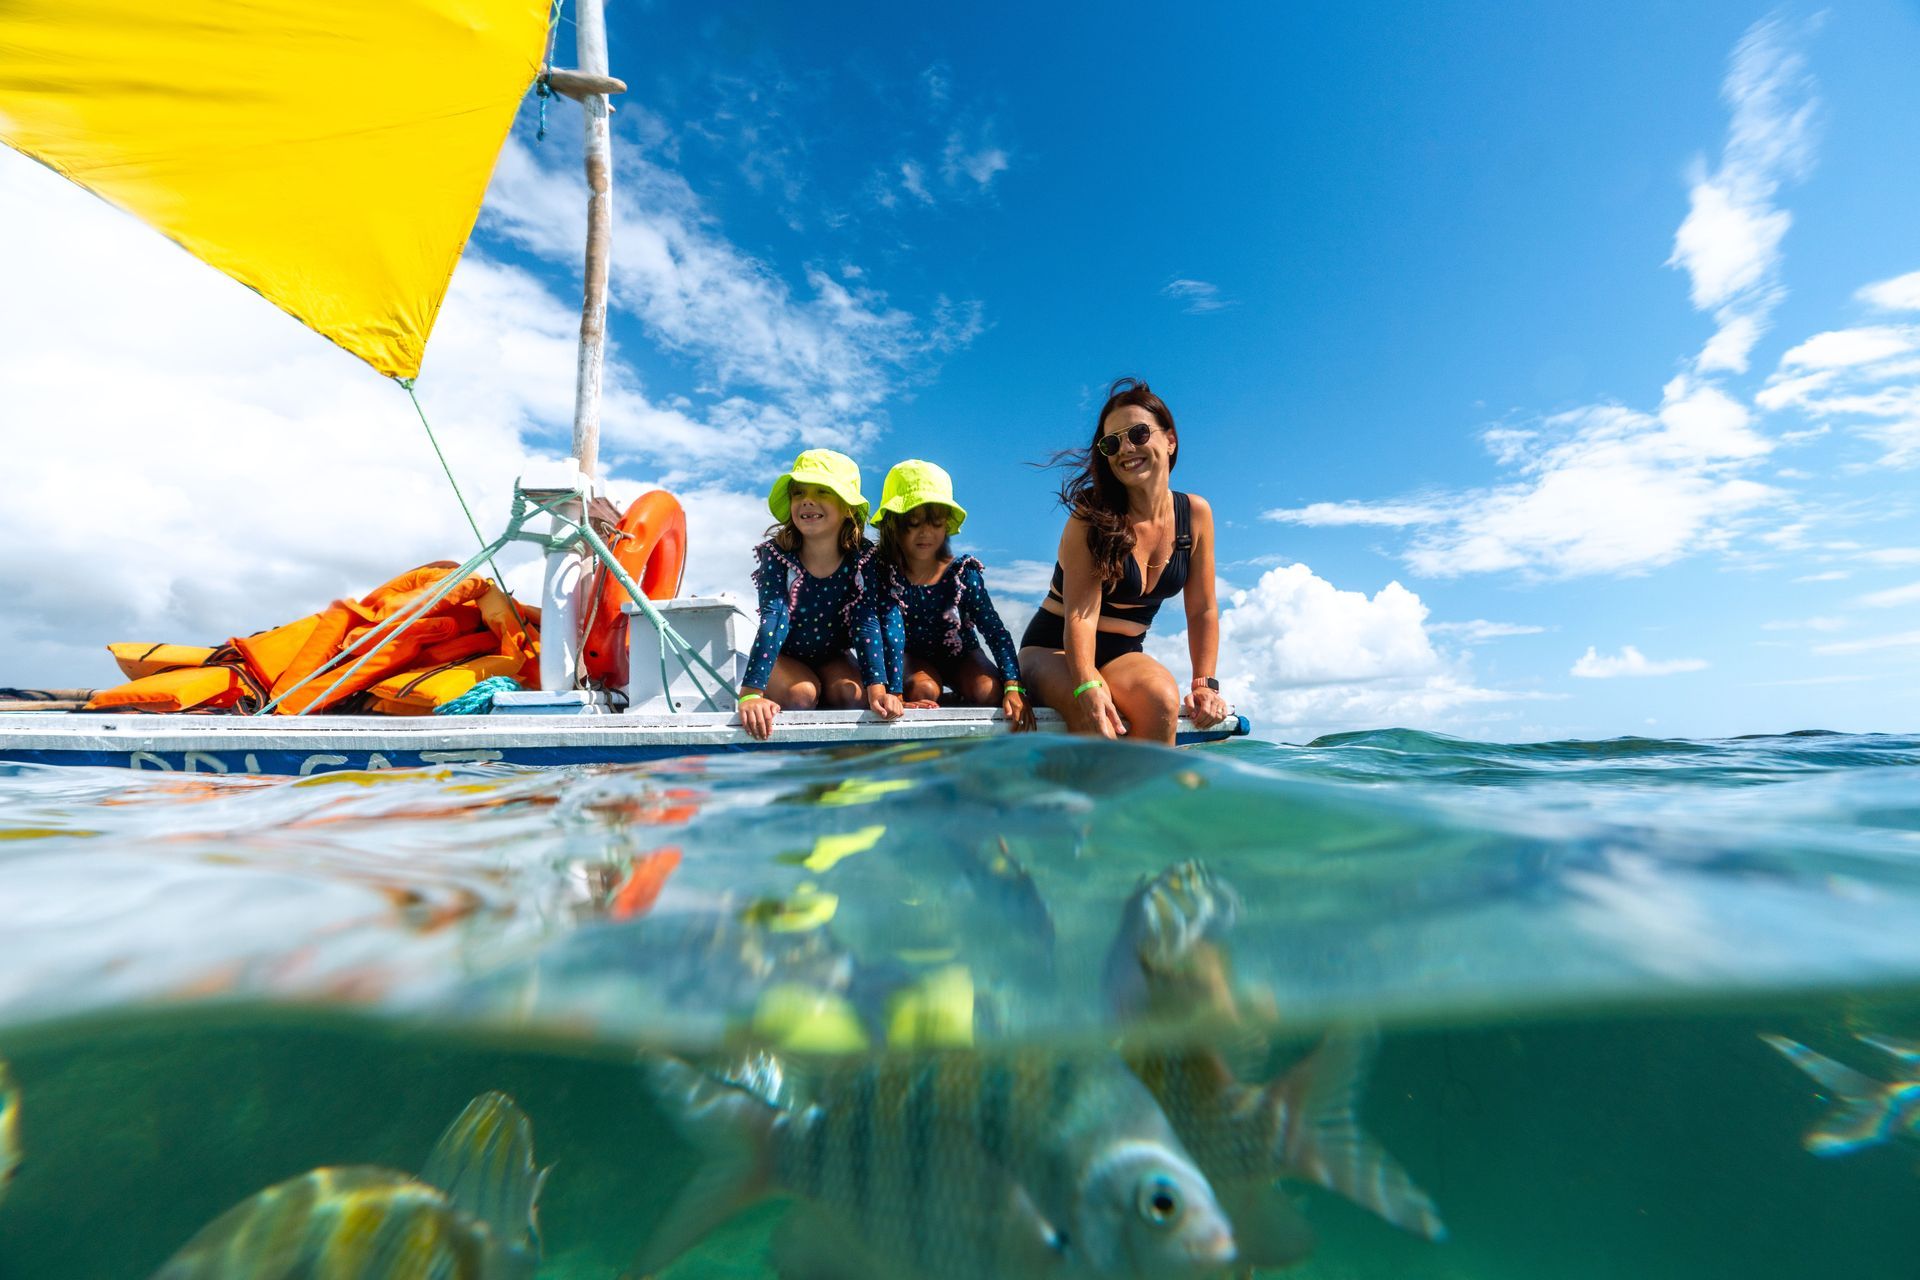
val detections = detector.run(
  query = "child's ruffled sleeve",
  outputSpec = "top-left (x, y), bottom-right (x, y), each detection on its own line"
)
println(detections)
top-left (743, 547), bottom-right (791, 690)
top-left (961, 562), bottom-right (1023, 684)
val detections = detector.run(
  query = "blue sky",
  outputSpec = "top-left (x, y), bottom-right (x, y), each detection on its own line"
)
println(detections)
top-left (3, 1), bottom-right (1918, 740)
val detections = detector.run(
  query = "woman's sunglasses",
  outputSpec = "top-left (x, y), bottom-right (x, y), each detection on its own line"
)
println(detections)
top-left (1095, 422), bottom-right (1164, 457)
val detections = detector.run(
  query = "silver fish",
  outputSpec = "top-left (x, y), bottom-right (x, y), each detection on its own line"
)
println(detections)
top-left (1108, 862), bottom-right (1447, 1268)
top-left (152, 1091), bottom-right (546, 1279)
top-left (641, 1050), bottom-right (1237, 1280)
top-left (1, 1055), bottom-right (19, 1206)
top-left (1763, 1032), bottom-right (1920, 1155)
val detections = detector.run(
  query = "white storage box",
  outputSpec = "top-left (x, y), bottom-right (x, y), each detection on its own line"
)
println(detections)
top-left (624, 595), bottom-right (749, 713)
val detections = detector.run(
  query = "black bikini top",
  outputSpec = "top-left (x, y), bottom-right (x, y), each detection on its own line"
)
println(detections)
top-left (1046, 491), bottom-right (1193, 626)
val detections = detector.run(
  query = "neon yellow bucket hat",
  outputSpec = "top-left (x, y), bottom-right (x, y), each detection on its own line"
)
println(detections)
top-left (768, 449), bottom-right (870, 525)
top-left (872, 459), bottom-right (967, 535)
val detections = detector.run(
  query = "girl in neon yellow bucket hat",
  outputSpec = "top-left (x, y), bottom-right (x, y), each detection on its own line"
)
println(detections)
top-left (872, 459), bottom-right (1035, 731)
top-left (738, 449), bottom-right (905, 741)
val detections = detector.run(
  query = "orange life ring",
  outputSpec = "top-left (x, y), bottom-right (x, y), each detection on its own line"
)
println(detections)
top-left (583, 489), bottom-right (689, 683)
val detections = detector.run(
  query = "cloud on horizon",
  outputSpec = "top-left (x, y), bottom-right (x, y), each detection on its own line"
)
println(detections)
top-left (1570, 646), bottom-right (1710, 678)
top-left (1148, 563), bottom-right (1534, 739)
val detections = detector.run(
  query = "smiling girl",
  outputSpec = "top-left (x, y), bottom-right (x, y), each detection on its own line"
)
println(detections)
top-left (737, 450), bottom-right (904, 741)
top-left (1018, 379), bottom-right (1231, 745)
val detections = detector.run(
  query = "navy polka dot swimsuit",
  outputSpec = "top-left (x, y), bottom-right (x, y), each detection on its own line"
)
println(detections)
top-left (744, 541), bottom-right (891, 691)
top-left (881, 556), bottom-right (1022, 685)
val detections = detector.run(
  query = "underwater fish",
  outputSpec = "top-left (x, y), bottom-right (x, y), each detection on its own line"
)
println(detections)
top-left (640, 1050), bottom-right (1237, 1280)
top-left (1762, 1032), bottom-right (1920, 1155)
top-left (1, 1055), bottom-right (19, 1205)
top-left (1106, 862), bottom-right (1447, 1268)
top-left (418, 1091), bottom-right (549, 1259)
top-left (153, 1091), bottom-right (546, 1279)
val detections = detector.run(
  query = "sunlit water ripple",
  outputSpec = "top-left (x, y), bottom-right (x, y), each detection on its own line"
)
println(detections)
top-left (3, 730), bottom-right (1918, 1043)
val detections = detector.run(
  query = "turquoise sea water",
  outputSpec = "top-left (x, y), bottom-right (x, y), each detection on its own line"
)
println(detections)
top-left (2, 730), bottom-right (1918, 1277)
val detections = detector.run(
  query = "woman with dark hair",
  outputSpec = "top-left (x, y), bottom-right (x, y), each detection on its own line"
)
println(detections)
top-left (1018, 378), bottom-right (1230, 744)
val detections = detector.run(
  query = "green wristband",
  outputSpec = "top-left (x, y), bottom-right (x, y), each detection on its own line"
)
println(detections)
top-left (1071, 679), bottom-right (1105, 699)
top-left (737, 692), bottom-right (763, 705)
top-left (1004, 681), bottom-right (1025, 694)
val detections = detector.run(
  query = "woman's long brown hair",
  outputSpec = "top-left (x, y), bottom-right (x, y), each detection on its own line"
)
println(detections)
top-left (1051, 377), bottom-right (1178, 585)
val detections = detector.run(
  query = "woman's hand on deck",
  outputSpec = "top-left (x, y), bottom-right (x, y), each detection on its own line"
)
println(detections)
top-left (738, 692), bottom-right (778, 740)
top-left (1002, 687), bottom-right (1036, 733)
top-left (1184, 685), bottom-right (1229, 728)
top-left (868, 685), bottom-right (905, 719)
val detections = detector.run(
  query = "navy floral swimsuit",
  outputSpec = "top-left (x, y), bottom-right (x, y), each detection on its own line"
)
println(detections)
top-left (743, 541), bottom-right (894, 692)
top-left (883, 556), bottom-right (1022, 686)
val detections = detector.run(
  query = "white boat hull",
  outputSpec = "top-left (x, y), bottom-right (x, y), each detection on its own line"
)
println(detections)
top-left (0, 707), bottom-right (1250, 774)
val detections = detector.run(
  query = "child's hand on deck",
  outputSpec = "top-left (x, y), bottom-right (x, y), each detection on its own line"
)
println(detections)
top-left (1002, 688), bottom-right (1036, 733)
top-left (867, 685), bottom-right (904, 719)
top-left (738, 693), bottom-right (778, 740)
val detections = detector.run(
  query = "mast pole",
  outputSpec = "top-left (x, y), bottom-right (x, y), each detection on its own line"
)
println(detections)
top-left (570, 0), bottom-right (613, 482)
top-left (538, 0), bottom-right (615, 700)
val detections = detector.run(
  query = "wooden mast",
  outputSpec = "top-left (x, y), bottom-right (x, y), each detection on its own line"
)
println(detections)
top-left (537, 0), bottom-right (622, 698)
top-left (570, 0), bottom-right (614, 481)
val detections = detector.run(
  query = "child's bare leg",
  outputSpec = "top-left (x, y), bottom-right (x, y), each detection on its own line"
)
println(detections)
top-left (816, 655), bottom-right (866, 709)
top-left (949, 651), bottom-right (1001, 707)
top-left (903, 656), bottom-right (944, 706)
top-left (767, 655), bottom-right (822, 710)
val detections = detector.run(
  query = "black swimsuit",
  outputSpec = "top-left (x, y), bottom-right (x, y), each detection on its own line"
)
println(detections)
top-left (1020, 492), bottom-right (1193, 665)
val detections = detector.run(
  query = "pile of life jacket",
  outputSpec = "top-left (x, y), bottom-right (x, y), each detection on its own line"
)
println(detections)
top-left (86, 563), bottom-right (541, 716)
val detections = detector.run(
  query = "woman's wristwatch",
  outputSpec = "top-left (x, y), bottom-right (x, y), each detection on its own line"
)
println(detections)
top-left (1191, 676), bottom-right (1219, 691)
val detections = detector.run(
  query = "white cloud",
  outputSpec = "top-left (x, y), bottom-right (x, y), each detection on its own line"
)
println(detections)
top-left (1428, 620), bottom-right (1547, 642)
top-left (1161, 279), bottom-right (1234, 315)
top-left (1814, 630), bottom-right (1920, 656)
top-left (1428, 382), bottom-right (1774, 577)
top-left (1570, 646), bottom-right (1709, 678)
top-left (1667, 16), bottom-right (1819, 374)
top-left (1792, 570), bottom-right (1849, 582)
top-left (1857, 270), bottom-right (1920, 312)
top-left (1145, 564), bottom-right (1528, 739)
top-left (1856, 581), bottom-right (1920, 609)
top-left (1859, 548), bottom-right (1920, 566)
top-left (1759, 324), bottom-right (1920, 468)
top-left (983, 559), bottom-right (1056, 601)
top-left (900, 160), bottom-right (933, 205)
top-left (941, 129), bottom-right (1009, 189)
top-left (478, 134), bottom-right (978, 465)
top-left (1759, 616), bottom-right (1847, 632)
top-left (1777, 325), bottom-right (1919, 370)
top-left (1264, 501), bottom-right (1451, 527)
top-left (1271, 380), bottom-right (1780, 579)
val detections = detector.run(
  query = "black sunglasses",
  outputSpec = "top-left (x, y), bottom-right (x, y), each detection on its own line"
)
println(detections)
top-left (1095, 422), bottom-right (1164, 457)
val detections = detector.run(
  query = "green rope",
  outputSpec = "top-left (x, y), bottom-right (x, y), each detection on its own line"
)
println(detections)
top-left (535, 0), bottom-right (566, 141)
top-left (397, 377), bottom-right (530, 633)
top-left (397, 378), bottom-right (513, 594)
top-left (435, 675), bottom-right (522, 716)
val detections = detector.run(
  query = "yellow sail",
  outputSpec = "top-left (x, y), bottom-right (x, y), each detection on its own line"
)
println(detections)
top-left (0, 0), bottom-right (550, 379)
